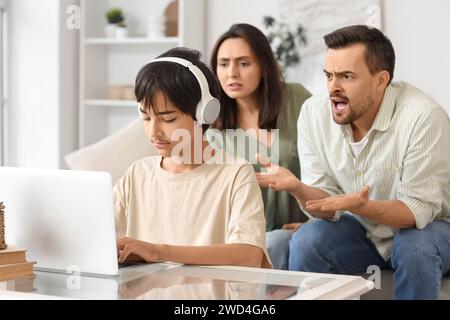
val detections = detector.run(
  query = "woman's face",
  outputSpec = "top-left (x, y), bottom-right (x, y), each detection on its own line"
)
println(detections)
top-left (216, 37), bottom-right (262, 101)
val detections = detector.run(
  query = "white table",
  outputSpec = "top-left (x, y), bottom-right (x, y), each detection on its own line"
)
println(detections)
top-left (1, 263), bottom-right (373, 300)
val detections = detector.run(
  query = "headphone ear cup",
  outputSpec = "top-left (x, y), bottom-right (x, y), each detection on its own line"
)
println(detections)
top-left (137, 103), bottom-right (144, 118)
top-left (145, 57), bottom-right (221, 125)
top-left (197, 98), bottom-right (220, 124)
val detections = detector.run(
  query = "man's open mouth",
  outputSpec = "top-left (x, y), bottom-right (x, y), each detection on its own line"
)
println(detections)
top-left (331, 97), bottom-right (349, 111)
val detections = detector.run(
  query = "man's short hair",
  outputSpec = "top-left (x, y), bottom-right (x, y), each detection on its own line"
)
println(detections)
top-left (324, 25), bottom-right (395, 84)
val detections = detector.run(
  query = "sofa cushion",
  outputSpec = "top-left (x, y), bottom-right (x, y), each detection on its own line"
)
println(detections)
top-left (65, 119), bottom-right (157, 185)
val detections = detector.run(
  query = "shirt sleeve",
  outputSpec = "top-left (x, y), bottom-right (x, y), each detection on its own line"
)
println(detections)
top-left (396, 107), bottom-right (450, 229)
top-left (297, 98), bottom-right (344, 219)
top-left (226, 164), bottom-right (272, 268)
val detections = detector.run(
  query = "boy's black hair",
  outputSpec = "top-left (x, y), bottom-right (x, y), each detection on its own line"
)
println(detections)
top-left (135, 47), bottom-right (221, 131)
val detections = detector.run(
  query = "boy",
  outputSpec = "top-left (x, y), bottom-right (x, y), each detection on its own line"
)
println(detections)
top-left (114, 47), bottom-right (271, 268)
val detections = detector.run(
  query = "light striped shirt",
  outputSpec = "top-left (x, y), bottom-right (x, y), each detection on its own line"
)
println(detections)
top-left (297, 81), bottom-right (450, 260)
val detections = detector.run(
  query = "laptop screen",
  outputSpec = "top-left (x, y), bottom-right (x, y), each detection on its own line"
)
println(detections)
top-left (0, 167), bottom-right (119, 276)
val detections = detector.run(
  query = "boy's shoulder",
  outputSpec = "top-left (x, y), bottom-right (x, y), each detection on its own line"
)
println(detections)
top-left (125, 156), bottom-right (161, 176)
top-left (206, 152), bottom-right (257, 181)
top-left (206, 150), bottom-right (251, 167)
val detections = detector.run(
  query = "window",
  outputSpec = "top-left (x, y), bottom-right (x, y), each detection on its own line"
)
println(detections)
top-left (0, 0), bottom-right (7, 165)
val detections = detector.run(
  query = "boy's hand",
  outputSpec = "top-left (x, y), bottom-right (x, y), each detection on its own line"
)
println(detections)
top-left (117, 237), bottom-right (162, 263)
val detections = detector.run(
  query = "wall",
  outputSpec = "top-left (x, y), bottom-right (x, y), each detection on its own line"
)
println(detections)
top-left (8, 0), bottom-right (60, 168)
top-left (59, 0), bottom-right (79, 168)
top-left (205, 0), bottom-right (279, 61)
top-left (383, 0), bottom-right (450, 114)
top-left (7, 0), bottom-right (78, 168)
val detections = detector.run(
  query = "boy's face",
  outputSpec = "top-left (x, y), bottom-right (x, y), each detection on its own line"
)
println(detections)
top-left (139, 91), bottom-right (196, 159)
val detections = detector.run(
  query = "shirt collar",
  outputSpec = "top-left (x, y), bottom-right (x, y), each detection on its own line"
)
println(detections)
top-left (339, 83), bottom-right (398, 137)
top-left (371, 83), bottom-right (397, 132)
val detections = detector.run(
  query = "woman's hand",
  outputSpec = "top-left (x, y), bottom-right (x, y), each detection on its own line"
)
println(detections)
top-left (117, 237), bottom-right (162, 263)
top-left (281, 222), bottom-right (304, 232)
top-left (255, 153), bottom-right (301, 193)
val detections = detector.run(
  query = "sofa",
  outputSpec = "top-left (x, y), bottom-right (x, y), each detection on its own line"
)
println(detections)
top-left (65, 118), bottom-right (157, 184)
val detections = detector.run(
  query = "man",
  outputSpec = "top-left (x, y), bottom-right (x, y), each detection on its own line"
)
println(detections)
top-left (256, 25), bottom-right (450, 299)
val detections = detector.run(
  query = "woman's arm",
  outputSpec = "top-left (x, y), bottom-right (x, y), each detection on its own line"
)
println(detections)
top-left (117, 238), bottom-right (264, 268)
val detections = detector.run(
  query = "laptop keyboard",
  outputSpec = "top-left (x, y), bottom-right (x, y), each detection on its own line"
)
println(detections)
top-left (118, 261), bottom-right (144, 268)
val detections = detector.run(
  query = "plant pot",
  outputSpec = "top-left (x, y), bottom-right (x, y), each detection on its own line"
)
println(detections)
top-left (115, 27), bottom-right (128, 39)
top-left (104, 24), bottom-right (117, 38)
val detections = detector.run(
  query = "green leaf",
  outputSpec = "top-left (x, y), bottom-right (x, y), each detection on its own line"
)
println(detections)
top-left (263, 16), bottom-right (275, 28)
top-left (106, 8), bottom-right (124, 24)
top-left (261, 16), bottom-right (308, 73)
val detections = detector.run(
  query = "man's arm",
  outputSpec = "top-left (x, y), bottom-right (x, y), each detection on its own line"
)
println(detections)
top-left (305, 186), bottom-right (416, 228)
top-left (358, 200), bottom-right (415, 228)
top-left (117, 238), bottom-right (264, 268)
top-left (256, 160), bottom-right (416, 227)
top-left (255, 157), bottom-right (336, 219)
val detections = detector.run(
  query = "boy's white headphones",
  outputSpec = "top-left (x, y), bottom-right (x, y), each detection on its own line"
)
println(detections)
top-left (138, 57), bottom-right (221, 125)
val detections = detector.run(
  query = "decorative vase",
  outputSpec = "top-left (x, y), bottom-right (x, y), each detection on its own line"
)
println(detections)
top-left (104, 24), bottom-right (117, 38)
top-left (146, 15), bottom-right (166, 39)
top-left (115, 27), bottom-right (128, 39)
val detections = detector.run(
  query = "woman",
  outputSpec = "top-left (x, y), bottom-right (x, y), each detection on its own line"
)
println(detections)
top-left (208, 23), bottom-right (311, 269)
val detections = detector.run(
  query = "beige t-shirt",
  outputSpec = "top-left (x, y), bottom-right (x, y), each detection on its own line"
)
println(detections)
top-left (113, 155), bottom-right (271, 268)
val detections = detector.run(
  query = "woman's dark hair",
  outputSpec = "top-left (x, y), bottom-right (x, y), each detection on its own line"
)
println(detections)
top-left (324, 25), bottom-right (395, 84)
top-left (135, 47), bottom-right (221, 131)
top-left (210, 23), bottom-right (285, 130)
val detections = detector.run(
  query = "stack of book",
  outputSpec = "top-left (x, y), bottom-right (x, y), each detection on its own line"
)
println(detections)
top-left (1, 202), bottom-right (35, 283)
top-left (0, 245), bottom-right (36, 282)
top-left (0, 202), bottom-right (6, 250)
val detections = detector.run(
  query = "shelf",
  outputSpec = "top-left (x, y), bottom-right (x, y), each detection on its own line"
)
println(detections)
top-left (79, 0), bottom-right (205, 148)
top-left (85, 37), bottom-right (180, 45)
top-left (85, 99), bottom-right (137, 108)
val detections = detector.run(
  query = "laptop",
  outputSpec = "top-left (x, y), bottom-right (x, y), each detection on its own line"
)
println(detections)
top-left (0, 166), bottom-right (121, 276)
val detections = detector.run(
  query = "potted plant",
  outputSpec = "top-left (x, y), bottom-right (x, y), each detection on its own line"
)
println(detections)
top-left (115, 21), bottom-right (128, 39)
top-left (263, 16), bottom-right (307, 73)
top-left (104, 8), bottom-right (125, 38)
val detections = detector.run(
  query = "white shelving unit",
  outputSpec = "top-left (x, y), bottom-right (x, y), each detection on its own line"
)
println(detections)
top-left (85, 37), bottom-right (180, 45)
top-left (79, 0), bottom-right (205, 147)
top-left (85, 99), bottom-right (137, 108)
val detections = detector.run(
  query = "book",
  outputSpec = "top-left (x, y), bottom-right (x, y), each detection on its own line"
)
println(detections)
top-left (0, 245), bottom-right (27, 265)
top-left (10, 275), bottom-right (36, 292)
top-left (0, 261), bottom-right (35, 282)
top-left (0, 275), bottom-right (36, 292)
